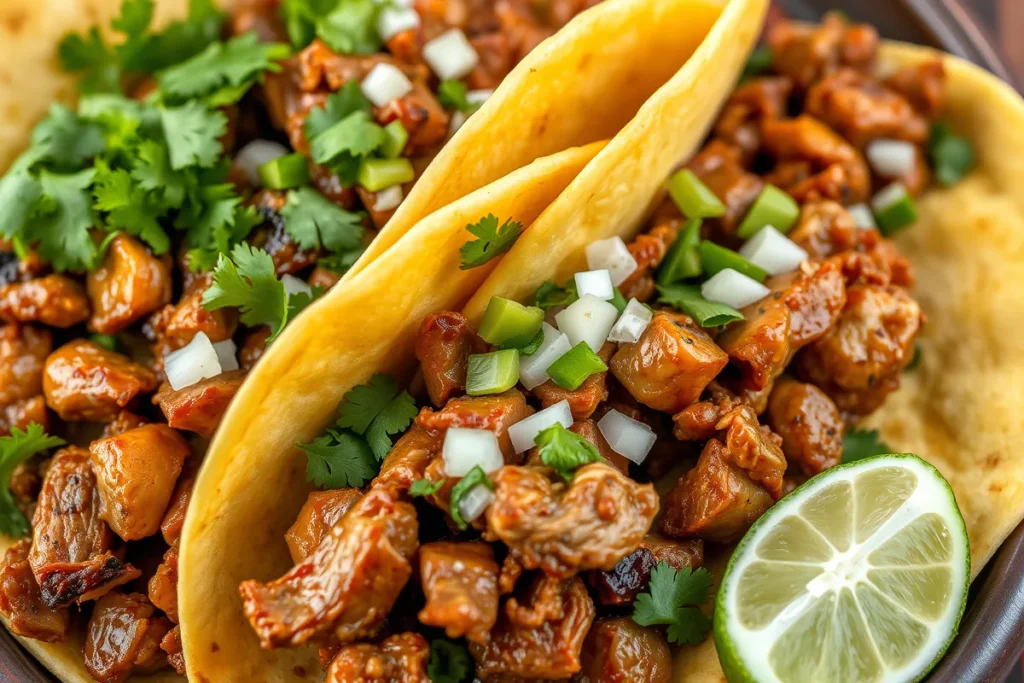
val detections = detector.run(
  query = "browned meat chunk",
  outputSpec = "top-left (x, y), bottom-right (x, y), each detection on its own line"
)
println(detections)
top-left (86, 235), bottom-right (172, 334)
top-left (0, 539), bottom-right (70, 642)
top-left (0, 275), bottom-right (90, 328)
top-left (327, 632), bottom-right (430, 683)
top-left (416, 389), bottom-right (534, 462)
top-left (715, 406), bottom-right (788, 500)
top-left (0, 324), bottom-right (51, 406)
top-left (161, 626), bottom-right (185, 675)
top-left (0, 396), bottom-right (49, 436)
top-left (374, 426), bottom-right (442, 490)
top-left (418, 542), bottom-right (499, 644)
top-left (152, 369), bottom-right (246, 438)
top-left (767, 377), bottom-right (844, 476)
top-left (788, 201), bottom-right (861, 258)
top-left (715, 76), bottom-right (793, 161)
top-left (29, 447), bottom-right (141, 607)
top-left (485, 463), bottom-right (659, 577)
top-left (576, 618), bottom-right (672, 683)
top-left (470, 576), bottom-right (595, 680)
top-left (308, 266), bottom-right (342, 291)
top-left (84, 592), bottom-right (171, 683)
top-left (618, 206), bottom-right (680, 302)
top-left (686, 139), bottom-right (764, 239)
top-left (767, 14), bottom-right (878, 90)
top-left (660, 439), bottom-right (773, 542)
top-left (239, 326), bottom-right (271, 371)
top-left (884, 59), bottom-right (946, 119)
top-left (240, 487), bottom-right (418, 648)
top-left (147, 272), bottom-right (237, 358)
top-left (160, 460), bottom-right (196, 546)
top-left (148, 544), bottom-right (178, 622)
top-left (534, 343), bottom-right (614, 419)
top-left (610, 313), bottom-right (727, 413)
top-left (101, 410), bottom-right (148, 437)
top-left (43, 340), bottom-right (158, 422)
top-left (285, 488), bottom-right (364, 563)
top-left (89, 424), bottom-right (190, 541)
top-left (416, 311), bottom-right (476, 408)
top-left (588, 536), bottom-right (704, 606)
top-left (797, 284), bottom-right (922, 415)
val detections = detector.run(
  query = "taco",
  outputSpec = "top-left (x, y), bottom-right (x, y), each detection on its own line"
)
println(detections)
top-left (0, 0), bottom-right (737, 680)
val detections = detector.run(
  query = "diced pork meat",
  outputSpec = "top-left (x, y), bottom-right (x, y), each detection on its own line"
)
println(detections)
top-left (576, 618), bottom-right (673, 683)
top-left (86, 235), bottom-right (172, 334)
top-left (767, 377), bottom-right (844, 475)
top-left (884, 59), bottom-right (946, 119)
top-left (715, 76), bottom-right (793, 161)
top-left (43, 340), bottom-right (158, 422)
top-left (416, 389), bottom-right (534, 463)
top-left (373, 426), bottom-right (442, 490)
top-left (148, 544), bottom-right (178, 623)
top-left (0, 324), bottom-right (51, 406)
top-left (418, 542), bottom-right (499, 644)
top-left (161, 626), bottom-right (186, 675)
top-left (0, 396), bottom-right (49, 436)
top-left (160, 459), bottom-right (196, 546)
top-left (618, 207), bottom-right (681, 301)
top-left (767, 14), bottom-right (878, 90)
top-left (146, 272), bottom-right (237, 359)
top-left (788, 201), bottom-right (861, 258)
top-left (715, 406), bottom-right (787, 499)
top-left (84, 592), bottom-right (171, 683)
top-left (326, 632), bottom-right (430, 683)
top-left (416, 311), bottom-right (478, 408)
top-left (0, 539), bottom-right (70, 642)
top-left (0, 275), bottom-right (90, 328)
top-left (285, 488), bottom-right (363, 563)
top-left (152, 369), bottom-right (246, 438)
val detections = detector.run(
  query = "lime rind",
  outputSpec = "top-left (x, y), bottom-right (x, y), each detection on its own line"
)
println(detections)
top-left (714, 454), bottom-right (970, 683)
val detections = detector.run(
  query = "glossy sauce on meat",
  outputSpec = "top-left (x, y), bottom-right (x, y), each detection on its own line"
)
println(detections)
top-left (418, 541), bottom-right (499, 643)
top-left (43, 341), bottom-right (158, 422)
top-left (416, 389), bottom-right (534, 463)
top-left (285, 488), bottom-right (363, 563)
top-left (326, 632), bottom-right (430, 683)
top-left (84, 592), bottom-right (171, 683)
top-left (0, 539), bottom-right (70, 642)
top-left (0, 275), bottom-right (90, 328)
top-left (86, 235), bottom-right (172, 334)
top-left (152, 369), bottom-right (246, 438)
top-left (576, 618), bottom-right (672, 683)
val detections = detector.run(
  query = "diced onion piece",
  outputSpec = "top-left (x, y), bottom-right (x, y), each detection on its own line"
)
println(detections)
top-left (466, 89), bottom-right (493, 106)
top-left (377, 6), bottom-right (420, 42)
top-left (212, 339), bottom-right (239, 372)
top-left (573, 269), bottom-right (614, 301)
top-left (457, 484), bottom-right (495, 524)
top-left (738, 226), bottom-right (808, 276)
top-left (701, 268), bottom-right (770, 309)
top-left (847, 203), bottom-right (877, 229)
top-left (235, 140), bottom-right (289, 186)
top-left (519, 323), bottom-right (571, 390)
top-left (281, 274), bottom-right (312, 297)
top-left (598, 409), bottom-right (657, 464)
top-left (361, 63), bottom-right (414, 107)
top-left (585, 237), bottom-right (638, 286)
top-left (448, 111), bottom-right (468, 137)
top-left (164, 332), bottom-right (223, 391)
top-left (372, 185), bottom-right (404, 212)
top-left (607, 298), bottom-right (653, 344)
top-left (866, 138), bottom-right (916, 178)
top-left (508, 400), bottom-right (573, 454)
top-left (554, 294), bottom-right (619, 352)
top-left (443, 428), bottom-right (503, 476)
top-left (423, 29), bottom-right (479, 80)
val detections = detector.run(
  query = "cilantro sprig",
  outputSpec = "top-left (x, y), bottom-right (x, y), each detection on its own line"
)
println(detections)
top-left (449, 465), bottom-right (495, 530)
top-left (534, 423), bottom-right (602, 480)
top-left (533, 278), bottom-right (579, 311)
top-left (0, 424), bottom-right (66, 538)
top-left (459, 214), bottom-right (524, 269)
top-left (304, 83), bottom-right (388, 184)
top-left (280, 187), bottom-right (366, 254)
top-left (427, 638), bottom-right (473, 683)
top-left (632, 562), bottom-right (713, 645)
top-left (842, 429), bottom-right (891, 464)
top-left (281, 0), bottom-right (384, 54)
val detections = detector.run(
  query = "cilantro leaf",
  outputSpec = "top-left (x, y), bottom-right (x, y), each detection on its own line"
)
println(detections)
top-left (157, 32), bottom-right (290, 104)
top-left (365, 391), bottom-right (418, 461)
top-left (299, 429), bottom-right (376, 488)
top-left (0, 173), bottom-right (44, 250)
top-left (315, 0), bottom-right (383, 55)
top-left (92, 162), bottom-right (170, 253)
top-left (667, 607), bottom-right (713, 645)
top-left (202, 244), bottom-right (289, 337)
top-left (336, 374), bottom-right (403, 434)
top-left (179, 183), bottom-right (262, 270)
top-left (534, 423), bottom-right (601, 480)
top-left (410, 478), bottom-right (444, 497)
top-left (533, 278), bottom-right (578, 311)
top-left (316, 245), bottom-right (365, 275)
top-left (159, 102), bottom-right (227, 169)
top-left (449, 465), bottom-right (495, 530)
top-left (427, 639), bottom-right (473, 683)
top-left (122, 0), bottom-right (225, 74)
top-left (132, 139), bottom-right (189, 209)
top-left (459, 214), bottom-right (524, 269)
top-left (310, 111), bottom-right (387, 173)
top-left (632, 563), bottom-right (713, 645)
top-left (281, 187), bottom-right (365, 252)
top-left (0, 424), bottom-right (66, 538)
top-left (929, 121), bottom-right (975, 187)
top-left (437, 79), bottom-right (478, 113)
top-left (34, 169), bottom-right (100, 272)
top-left (58, 27), bottom-right (120, 93)
top-left (304, 82), bottom-right (373, 141)
top-left (29, 104), bottom-right (105, 172)
top-left (842, 428), bottom-right (891, 464)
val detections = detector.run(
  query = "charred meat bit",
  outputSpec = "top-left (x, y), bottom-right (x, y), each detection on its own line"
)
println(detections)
top-left (0, 324), bottom-right (51, 406)
top-left (588, 536), bottom-right (704, 606)
top-left (373, 426), bottom-right (442, 490)
top-left (534, 342), bottom-right (615, 419)
top-left (89, 424), bottom-right (191, 541)
top-left (0, 275), bottom-right (90, 328)
top-left (285, 488), bottom-right (364, 563)
top-left (418, 541), bottom-right (499, 644)
top-left (576, 617), bottom-right (673, 683)
top-left (415, 311), bottom-right (477, 408)
top-left (610, 312), bottom-right (728, 414)
top-left (767, 377), bottom-right (844, 476)
top-left (240, 487), bottom-right (418, 648)
top-left (0, 539), bottom-right (70, 642)
top-left (152, 369), bottom-right (246, 438)
top-left (148, 544), bottom-right (178, 623)
top-left (29, 448), bottom-right (141, 608)
top-left (767, 14), bottom-right (878, 90)
top-left (416, 389), bottom-right (534, 463)
top-left (86, 235), bottom-right (173, 334)
top-left (326, 632), bottom-right (430, 683)
top-left (84, 592), bottom-right (172, 683)
top-left (43, 340), bottom-right (158, 422)
top-left (248, 190), bottom-right (320, 275)
top-left (485, 463), bottom-right (659, 577)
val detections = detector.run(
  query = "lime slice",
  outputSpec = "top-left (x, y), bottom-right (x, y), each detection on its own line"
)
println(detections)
top-left (714, 454), bottom-right (969, 683)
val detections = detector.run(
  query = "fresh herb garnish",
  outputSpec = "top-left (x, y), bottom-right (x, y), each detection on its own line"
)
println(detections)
top-left (437, 80), bottom-right (480, 113)
top-left (632, 562), bottom-right (713, 645)
top-left (280, 187), bottom-right (366, 257)
top-left (533, 278), bottom-right (579, 311)
top-left (842, 428), bottom-right (891, 464)
top-left (315, 0), bottom-right (383, 54)
top-left (300, 429), bottom-right (377, 488)
top-left (0, 424), bottom-right (66, 537)
top-left (534, 423), bottom-right (602, 480)
top-left (449, 465), bottom-right (495, 530)
top-left (656, 283), bottom-right (743, 327)
top-left (427, 638), bottom-right (473, 683)
top-left (304, 84), bottom-right (388, 183)
top-left (459, 214), bottom-right (524, 269)
top-left (928, 121), bottom-right (975, 186)
top-left (741, 45), bottom-right (774, 81)
top-left (409, 478), bottom-right (444, 497)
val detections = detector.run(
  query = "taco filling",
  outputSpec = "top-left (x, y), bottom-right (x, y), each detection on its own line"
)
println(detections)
top-left (0, 0), bottom-right (603, 679)
top-left (236, 14), bottom-right (973, 681)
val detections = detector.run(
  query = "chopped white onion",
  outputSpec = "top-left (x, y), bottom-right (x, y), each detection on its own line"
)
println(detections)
top-left (423, 29), bottom-right (479, 81)
top-left (234, 139), bottom-right (289, 186)
top-left (738, 226), bottom-right (808, 276)
top-left (508, 400), bottom-right (573, 454)
top-left (376, 6), bottom-right (420, 42)
top-left (281, 274), bottom-right (312, 297)
top-left (866, 139), bottom-right (916, 178)
top-left (212, 339), bottom-right (239, 372)
top-left (554, 294), bottom-right (619, 352)
top-left (466, 89), bottom-right (493, 106)
top-left (701, 268), bottom-right (770, 309)
top-left (457, 484), bottom-right (495, 524)
top-left (360, 63), bottom-right (414, 107)
top-left (847, 203), bottom-right (877, 229)
top-left (585, 237), bottom-right (638, 286)
top-left (871, 182), bottom-right (909, 212)
top-left (448, 110), bottom-right (468, 137)
top-left (573, 269), bottom-right (614, 301)
top-left (607, 298), bottom-right (653, 344)
top-left (598, 409), bottom-right (657, 465)
top-left (163, 332), bottom-right (223, 391)
top-left (443, 428), bottom-right (503, 477)
top-left (372, 185), bottom-right (404, 212)
top-left (519, 323), bottom-right (571, 390)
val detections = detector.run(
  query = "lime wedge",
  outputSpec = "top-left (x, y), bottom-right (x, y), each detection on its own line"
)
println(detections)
top-left (714, 454), bottom-right (969, 683)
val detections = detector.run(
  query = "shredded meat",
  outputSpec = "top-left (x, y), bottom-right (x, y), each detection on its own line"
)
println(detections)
top-left (86, 234), bottom-right (172, 334)
top-left (285, 489), bottom-right (364, 563)
top-left (576, 618), bottom-right (673, 683)
top-left (0, 539), bottom-right (70, 642)
top-left (416, 389), bottom-right (534, 462)
top-left (418, 541), bottom-right (499, 644)
top-left (587, 536), bottom-right (704, 606)
top-left (84, 592), bottom-right (171, 683)
top-left (0, 324), bottom-right (51, 406)
top-left (326, 632), bottom-right (430, 683)
top-left (0, 275), bottom-right (90, 328)
top-left (715, 406), bottom-right (787, 500)
top-left (373, 426), bottom-right (441, 490)
top-left (767, 14), bottom-right (878, 90)
top-left (767, 377), bottom-right (844, 475)
top-left (884, 59), bottom-right (946, 119)
top-left (415, 311), bottom-right (477, 408)
top-left (715, 76), bottom-right (793, 161)
top-left (43, 340), bottom-right (158, 422)
top-left (148, 544), bottom-right (178, 623)
top-left (152, 370), bottom-right (246, 438)
top-left (534, 342), bottom-right (615, 419)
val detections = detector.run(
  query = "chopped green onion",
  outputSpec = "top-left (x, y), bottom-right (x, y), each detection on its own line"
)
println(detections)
top-left (501, 326), bottom-right (544, 355)
top-left (698, 241), bottom-right (767, 283)
top-left (656, 283), bottom-right (744, 328)
top-left (741, 45), bottom-right (774, 80)
top-left (657, 218), bottom-right (703, 285)
top-left (736, 185), bottom-right (799, 238)
top-left (357, 157), bottom-right (415, 192)
top-left (667, 169), bottom-right (725, 219)
top-left (478, 297), bottom-right (545, 346)
top-left (381, 120), bottom-right (410, 159)
top-left (610, 287), bottom-right (628, 314)
top-left (258, 153), bottom-right (310, 190)
top-left (871, 183), bottom-right (918, 235)
top-left (89, 334), bottom-right (118, 352)
top-left (466, 350), bottom-right (520, 395)
top-left (928, 121), bottom-right (975, 186)
top-left (546, 342), bottom-right (607, 390)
